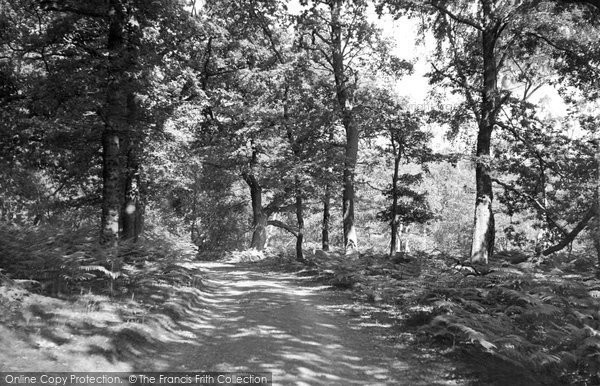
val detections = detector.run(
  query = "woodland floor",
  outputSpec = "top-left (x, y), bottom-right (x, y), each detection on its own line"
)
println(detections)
top-left (0, 255), bottom-right (465, 385)
top-left (0, 250), bottom-right (580, 385)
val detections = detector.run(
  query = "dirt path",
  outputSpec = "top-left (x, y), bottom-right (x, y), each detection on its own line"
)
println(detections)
top-left (1, 260), bottom-right (464, 384)
top-left (140, 262), bottom-right (461, 386)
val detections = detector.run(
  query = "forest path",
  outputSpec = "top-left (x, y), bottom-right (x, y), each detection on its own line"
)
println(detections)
top-left (144, 261), bottom-right (460, 386)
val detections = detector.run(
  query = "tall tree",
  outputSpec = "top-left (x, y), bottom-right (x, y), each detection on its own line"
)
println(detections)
top-left (194, 0), bottom-right (302, 251)
top-left (298, 0), bottom-right (394, 253)
top-left (0, 0), bottom-right (200, 245)
top-left (101, 0), bottom-right (133, 247)
top-left (330, 0), bottom-right (360, 253)
top-left (385, 0), bottom-right (545, 263)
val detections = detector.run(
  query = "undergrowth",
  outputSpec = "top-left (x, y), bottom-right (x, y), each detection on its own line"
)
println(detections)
top-left (414, 261), bottom-right (600, 385)
top-left (263, 248), bottom-right (600, 385)
top-left (0, 224), bottom-right (206, 370)
top-left (0, 224), bottom-right (201, 297)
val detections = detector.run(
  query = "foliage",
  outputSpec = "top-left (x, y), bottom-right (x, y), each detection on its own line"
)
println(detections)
top-left (495, 103), bottom-right (595, 249)
top-left (425, 161), bottom-right (474, 255)
top-left (1, 1), bottom-right (600, 380)
top-left (0, 221), bottom-right (199, 296)
top-left (413, 257), bottom-right (600, 384)
top-left (377, 174), bottom-right (435, 225)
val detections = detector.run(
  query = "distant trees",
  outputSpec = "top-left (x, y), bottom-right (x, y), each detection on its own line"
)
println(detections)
top-left (297, 0), bottom-right (401, 253)
top-left (356, 87), bottom-right (434, 257)
top-left (190, 0), bottom-right (406, 257)
top-left (192, 0), bottom-right (299, 252)
top-left (381, 0), bottom-right (600, 263)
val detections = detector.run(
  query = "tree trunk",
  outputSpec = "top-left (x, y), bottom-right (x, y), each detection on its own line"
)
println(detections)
top-left (244, 172), bottom-right (268, 251)
top-left (470, 18), bottom-right (499, 264)
top-left (330, 0), bottom-right (358, 253)
top-left (251, 211), bottom-right (268, 251)
top-left (470, 129), bottom-right (495, 264)
top-left (101, 130), bottom-right (122, 247)
top-left (101, 0), bottom-right (128, 246)
top-left (121, 164), bottom-right (143, 241)
top-left (594, 136), bottom-right (600, 264)
top-left (295, 176), bottom-right (305, 262)
top-left (389, 132), bottom-right (402, 258)
top-left (121, 90), bottom-right (143, 241)
top-left (342, 132), bottom-right (359, 252)
top-left (390, 222), bottom-right (399, 257)
top-left (322, 188), bottom-right (330, 251)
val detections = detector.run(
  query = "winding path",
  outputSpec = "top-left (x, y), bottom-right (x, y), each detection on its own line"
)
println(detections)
top-left (149, 262), bottom-right (459, 386)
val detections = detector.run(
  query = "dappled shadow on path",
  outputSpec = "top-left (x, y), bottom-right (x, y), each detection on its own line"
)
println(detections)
top-left (134, 262), bottom-right (457, 385)
top-left (2, 260), bottom-right (458, 384)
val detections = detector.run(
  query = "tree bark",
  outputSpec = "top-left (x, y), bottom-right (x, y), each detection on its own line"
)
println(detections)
top-left (322, 188), bottom-right (331, 251)
top-left (101, 130), bottom-right (122, 247)
top-left (101, 0), bottom-right (129, 247)
top-left (389, 133), bottom-right (402, 258)
top-left (470, 129), bottom-right (495, 264)
top-left (243, 172), bottom-right (268, 251)
top-left (594, 137), bottom-right (600, 263)
top-left (295, 176), bottom-right (305, 262)
top-left (470, 13), bottom-right (499, 264)
top-left (121, 162), bottom-right (143, 241)
top-left (330, 0), bottom-right (358, 253)
top-left (121, 92), bottom-right (143, 241)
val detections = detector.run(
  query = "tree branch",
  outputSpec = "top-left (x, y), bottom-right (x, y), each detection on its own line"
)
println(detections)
top-left (492, 177), bottom-right (569, 236)
top-left (430, 61), bottom-right (481, 123)
top-left (542, 204), bottom-right (596, 255)
top-left (526, 31), bottom-right (587, 61)
top-left (267, 220), bottom-right (298, 237)
top-left (428, 1), bottom-right (483, 31)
